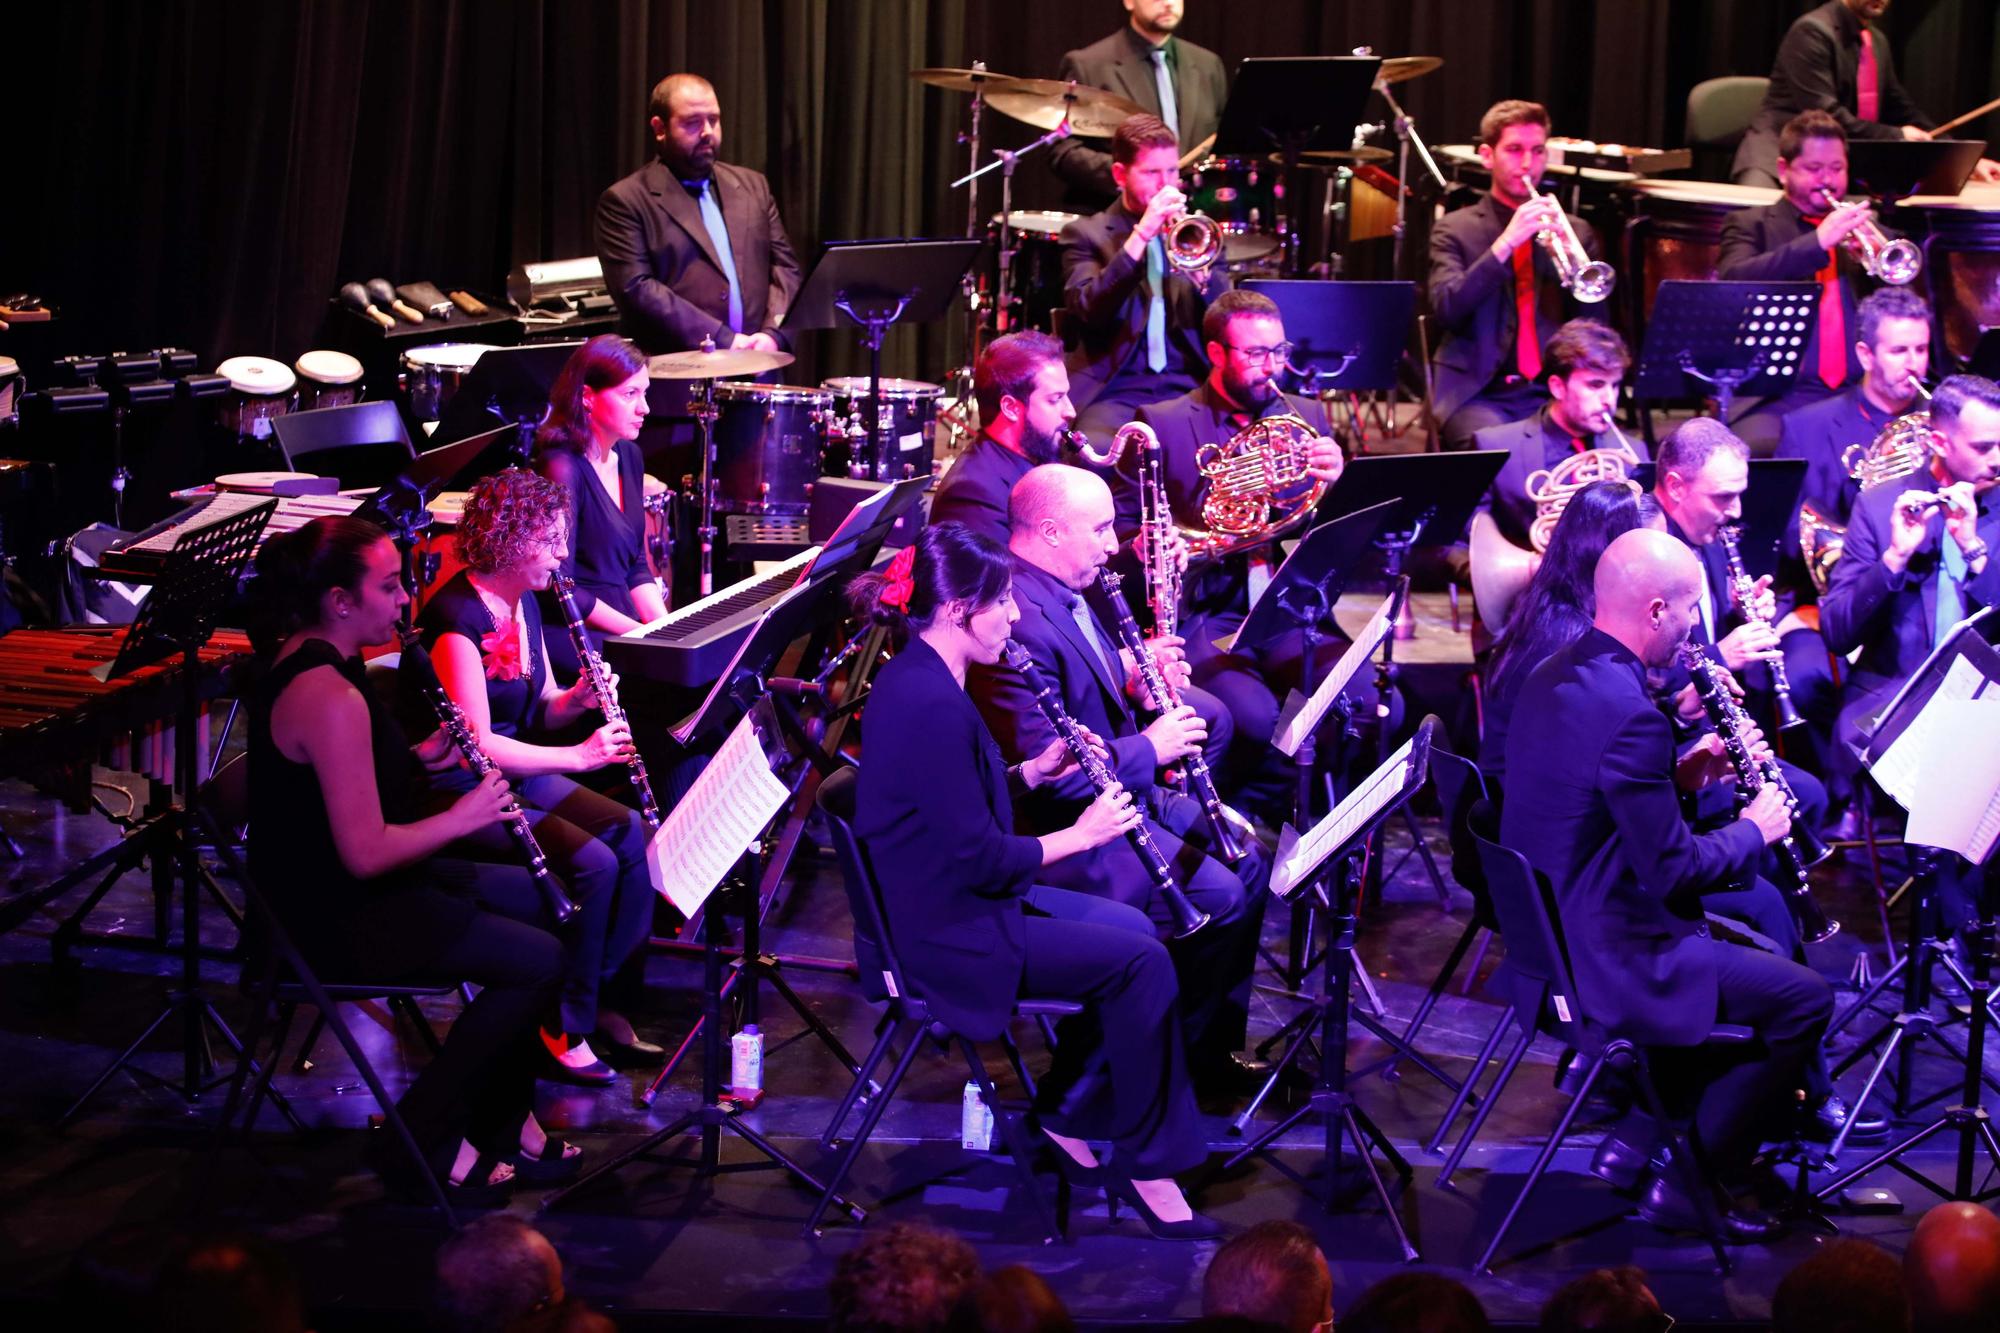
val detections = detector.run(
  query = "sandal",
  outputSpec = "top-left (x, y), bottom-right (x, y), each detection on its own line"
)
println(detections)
top-left (510, 1136), bottom-right (586, 1185)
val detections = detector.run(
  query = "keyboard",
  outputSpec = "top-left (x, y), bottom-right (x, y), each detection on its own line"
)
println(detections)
top-left (602, 547), bottom-right (819, 687)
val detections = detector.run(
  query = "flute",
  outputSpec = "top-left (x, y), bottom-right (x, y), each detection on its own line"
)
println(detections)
top-left (549, 573), bottom-right (662, 830)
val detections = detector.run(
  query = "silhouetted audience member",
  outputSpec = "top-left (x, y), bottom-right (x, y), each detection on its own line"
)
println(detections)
top-left (945, 1265), bottom-right (1074, 1333)
top-left (829, 1223), bottom-right (982, 1333)
top-left (1773, 1238), bottom-right (1909, 1333)
top-left (434, 1215), bottom-right (565, 1333)
top-left (1200, 1220), bottom-right (1333, 1333)
top-left (1539, 1266), bottom-right (1666, 1333)
top-left (508, 1297), bottom-right (618, 1333)
top-left (1339, 1273), bottom-right (1490, 1333)
top-left (1906, 1202), bottom-right (2000, 1333)
top-left (151, 1232), bottom-right (309, 1333)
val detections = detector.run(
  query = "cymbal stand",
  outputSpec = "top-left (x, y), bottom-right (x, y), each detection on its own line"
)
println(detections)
top-left (954, 110), bottom-right (1074, 336)
top-left (691, 352), bottom-right (721, 596)
top-left (1365, 62), bottom-right (1447, 281)
top-left (941, 63), bottom-right (996, 453)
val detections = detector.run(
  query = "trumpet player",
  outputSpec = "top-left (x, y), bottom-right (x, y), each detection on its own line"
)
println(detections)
top-left (1429, 99), bottom-right (1604, 451)
top-left (1061, 114), bottom-right (1230, 440)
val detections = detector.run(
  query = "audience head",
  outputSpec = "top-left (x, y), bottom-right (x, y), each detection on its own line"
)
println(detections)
top-left (1594, 528), bottom-right (1703, 669)
top-left (1538, 1266), bottom-right (1667, 1333)
top-left (1200, 1220), bottom-right (1333, 1333)
top-left (1112, 113), bottom-right (1180, 215)
top-left (151, 1232), bottom-right (308, 1333)
top-left (829, 1222), bottom-right (982, 1333)
top-left (1771, 1238), bottom-right (1909, 1333)
top-left (1855, 287), bottom-right (1933, 409)
top-left (1777, 109), bottom-right (1847, 212)
top-left (1928, 375), bottom-right (2000, 490)
top-left (1544, 321), bottom-right (1630, 438)
top-left (537, 334), bottom-right (650, 457)
top-left (1202, 289), bottom-right (1290, 410)
top-left (1905, 1201), bottom-right (2000, 1333)
top-left (975, 331), bottom-right (1074, 464)
top-left (649, 72), bottom-right (722, 176)
top-left (1339, 1273), bottom-right (1489, 1333)
top-left (1008, 464), bottom-right (1119, 590)
top-left (433, 1215), bottom-right (564, 1333)
top-left (1653, 417), bottom-right (1750, 546)
top-left (1477, 99), bottom-right (1551, 208)
top-left (247, 514), bottom-right (400, 655)
top-left (945, 1265), bottom-right (1075, 1333)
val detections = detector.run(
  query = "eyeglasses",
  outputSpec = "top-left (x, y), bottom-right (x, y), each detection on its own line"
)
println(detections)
top-left (1226, 341), bottom-right (1294, 365)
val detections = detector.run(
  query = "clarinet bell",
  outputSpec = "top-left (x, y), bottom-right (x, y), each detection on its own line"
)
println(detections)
top-left (1775, 691), bottom-right (1806, 731)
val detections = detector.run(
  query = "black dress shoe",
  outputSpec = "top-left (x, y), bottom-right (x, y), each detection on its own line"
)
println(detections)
top-left (1636, 1169), bottom-right (1788, 1244)
top-left (1803, 1094), bottom-right (1889, 1144)
top-left (1589, 1131), bottom-right (1651, 1191)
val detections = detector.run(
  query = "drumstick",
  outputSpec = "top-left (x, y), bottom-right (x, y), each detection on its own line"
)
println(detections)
top-left (1178, 132), bottom-right (1217, 172)
top-left (368, 278), bottom-right (425, 324)
top-left (339, 282), bottom-right (395, 329)
top-left (1930, 95), bottom-right (2000, 139)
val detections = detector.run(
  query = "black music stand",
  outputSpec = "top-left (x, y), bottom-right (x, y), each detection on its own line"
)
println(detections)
top-left (430, 341), bottom-right (584, 455)
top-left (1242, 280), bottom-right (1417, 443)
top-left (1846, 139), bottom-right (1987, 200)
top-left (1633, 280), bottom-right (1819, 417)
top-left (352, 423), bottom-right (513, 611)
top-left (1213, 57), bottom-right (1380, 275)
top-left (1629, 457), bottom-right (1807, 580)
top-left (61, 498), bottom-right (282, 1124)
top-left (1225, 717), bottom-right (1436, 1258)
top-left (784, 238), bottom-right (983, 480)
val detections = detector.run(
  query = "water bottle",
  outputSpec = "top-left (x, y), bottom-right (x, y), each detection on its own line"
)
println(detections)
top-left (730, 1024), bottom-right (764, 1098)
top-left (960, 1080), bottom-right (993, 1151)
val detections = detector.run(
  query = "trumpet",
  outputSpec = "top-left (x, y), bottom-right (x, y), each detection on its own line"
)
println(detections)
top-left (1164, 210), bottom-right (1224, 271)
top-left (1521, 173), bottom-right (1614, 303)
top-left (1816, 188), bottom-right (1921, 285)
top-left (550, 573), bottom-right (662, 830)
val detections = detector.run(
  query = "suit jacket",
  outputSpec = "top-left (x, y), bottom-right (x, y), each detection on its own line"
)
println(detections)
top-left (1061, 203), bottom-right (1229, 411)
top-left (594, 158), bottom-right (803, 355)
top-left (929, 435), bottom-right (1037, 549)
top-left (1427, 195), bottom-right (1601, 425)
top-left (1471, 409), bottom-right (1649, 550)
top-left (853, 636), bottom-right (1040, 1041)
top-left (1501, 628), bottom-right (1766, 1047)
top-left (1046, 26), bottom-right (1229, 211)
top-left (1732, 1), bottom-right (1932, 187)
top-left (1717, 198), bottom-right (1869, 386)
top-left (1776, 384), bottom-right (1901, 599)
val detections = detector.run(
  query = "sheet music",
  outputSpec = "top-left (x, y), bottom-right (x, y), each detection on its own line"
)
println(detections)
top-left (1871, 652), bottom-right (1989, 807)
top-left (1272, 731), bottom-right (1417, 899)
top-left (1271, 589), bottom-right (1397, 757)
top-left (645, 710), bottom-right (791, 916)
top-left (1904, 700), bottom-right (2000, 864)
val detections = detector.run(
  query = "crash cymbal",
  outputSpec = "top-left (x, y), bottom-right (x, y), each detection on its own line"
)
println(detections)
top-left (1281, 146), bottom-right (1394, 168)
top-left (910, 66), bottom-right (1021, 94)
top-left (647, 346), bottom-right (795, 380)
top-left (983, 79), bottom-right (1148, 138)
top-left (1376, 56), bottom-right (1443, 85)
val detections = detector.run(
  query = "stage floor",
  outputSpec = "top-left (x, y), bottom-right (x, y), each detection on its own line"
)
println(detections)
top-left (1, 735), bottom-right (1992, 1328)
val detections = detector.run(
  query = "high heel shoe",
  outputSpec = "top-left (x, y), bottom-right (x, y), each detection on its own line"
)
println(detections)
top-left (1105, 1175), bottom-right (1222, 1240)
top-left (1039, 1132), bottom-right (1108, 1188)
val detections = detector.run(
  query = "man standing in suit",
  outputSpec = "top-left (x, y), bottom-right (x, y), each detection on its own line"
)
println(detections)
top-left (1047, 1), bottom-right (1229, 214)
top-left (595, 73), bottom-right (802, 357)
top-left (1504, 527), bottom-right (1829, 1239)
top-left (1061, 115), bottom-right (1229, 441)
top-left (1428, 100), bottom-right (1604, 451)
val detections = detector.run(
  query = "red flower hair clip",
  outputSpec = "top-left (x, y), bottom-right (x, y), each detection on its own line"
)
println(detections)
top-left (479, 622), bottom-right (524, 681)
top-left (880, 545), bottom-right (917, 612)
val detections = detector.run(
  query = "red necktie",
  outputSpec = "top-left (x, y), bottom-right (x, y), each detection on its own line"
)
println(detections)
top-left (1570, 435), bottom-right (1587, 454)
top-left (1857, 29), bottom-right (1880, 122)
top-left (1512, 243), bottom-right (1542, 380)
top-left (1800, 213), bottom-right (1846, 389)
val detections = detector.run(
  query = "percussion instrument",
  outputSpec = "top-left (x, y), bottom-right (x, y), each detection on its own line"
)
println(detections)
top-left (293, 349), bottom-right (364, 411)
top-left (910, 66), bottom-right (1021, 94)
top-left (980, 78), bottom-right (1146, 138)
top-left (996, 209), bottom-right (1077, 332)
top-left (1623, 179), bottom-right (1780, 318)
top-left (821, 377), bottom-right (944, 484)
top-left (647, 346), bottom-right (796, 380)
top-left (1375, 56), bottom-right (1443, 85)
top-left (401, 342), bottom-right (497, 421)
top-left (1186, 156), bottom-right (1282, 266)
top-left (712, 382), bottom-right (834, 516)
top-left (642, 473), bottom-right (672, 584)
top-left (1891, 184), bottom-right (2000, 366)
top-left (214, 355), bottom-right (297, 441)
top-left (0, 355), bottom-right (20, 423)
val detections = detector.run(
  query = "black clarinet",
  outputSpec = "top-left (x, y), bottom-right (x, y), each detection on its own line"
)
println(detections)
top-left (1718, 523), bottom-right (1803, 730)
top-left (1097, 570), bottom-right (1252, 864)
top-left (1678, 643), bottom-right (1836, 944)
top-left (397, 627), bottom-right (579, 925)
top-left (550, 572), bottom-right (662, 830)
top-left (1000, 640), bottom-right (1208, 938)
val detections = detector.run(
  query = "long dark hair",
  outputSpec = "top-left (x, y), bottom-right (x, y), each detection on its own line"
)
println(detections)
top-left (847, 521), bottom-right (1012, 644)
top-left (533, 334), bottom-right (649, 457)
top-left (245, 515), bottom-right (391, 655)
top-left (1487, 480), bottom-right (1659, 702)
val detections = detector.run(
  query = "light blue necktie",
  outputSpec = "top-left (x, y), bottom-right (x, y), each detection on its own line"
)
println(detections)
top-left (1150, 45), bottom-right (1178, 137)
top-left (1145, 235), bottom-right (1168, 373)
top-left (691, 178), bottom-right (745, 334)
top-left (1935, 531), bottom-right (1969, 646)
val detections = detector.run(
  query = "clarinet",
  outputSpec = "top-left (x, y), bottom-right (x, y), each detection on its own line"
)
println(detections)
top-left (1678, 643), bottom-right (1837, 944)
top-left (1097, 570), bottom-right (1252, 864)
top-left (1000, 640), bottom-right (1209, 938)
top-left (397, 626), bottom-right (579, 925)
top-left (549, 573), bottom-right (663, 830)
top-left (1718, 523), bottom-right (1803, 731)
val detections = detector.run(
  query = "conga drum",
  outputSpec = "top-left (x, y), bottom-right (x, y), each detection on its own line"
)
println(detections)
top-left (294, 349), bottom-right (365, 411)
top-left (214, 356), bottom-right (298, 441)
top-left (1623, 180), bottom-right (1779, 319)
top-left (1891, 183), bottom-right (2000, 367)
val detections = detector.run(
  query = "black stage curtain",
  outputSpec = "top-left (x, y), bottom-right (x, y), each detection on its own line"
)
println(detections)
top-left (7, 1), bottom-right (1995, 386)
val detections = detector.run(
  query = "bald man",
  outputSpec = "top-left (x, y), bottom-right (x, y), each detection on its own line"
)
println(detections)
top-left (1503, 528), bottom-right (1833, 1241)
top-left (969, 464), bottom-right (1269, 1094)
top-left (1906, 1202), bottom-right (2000, 1333)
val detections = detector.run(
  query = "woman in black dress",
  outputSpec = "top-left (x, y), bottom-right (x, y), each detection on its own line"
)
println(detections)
top-left (248, 516), bottom-right (571, 1201)
top-left (851, 521), bottom-right (1216, 1238)
top-left (417, 468), bottom-right (659, 1086)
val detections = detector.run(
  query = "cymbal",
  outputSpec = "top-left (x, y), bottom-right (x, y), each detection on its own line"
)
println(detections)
top-left (647, 346), bottom-right (795, 380)
top-left (1376, 56), bottom-right (1443, 86)
top-left (1281, 146), bottom-right (1394, 168)
top-left (983, 79), bottom-right (1147, 138)
top-left (910, 66), bottom-right (1021, 94)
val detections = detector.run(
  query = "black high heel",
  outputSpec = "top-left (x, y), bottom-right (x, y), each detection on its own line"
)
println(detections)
top-left (1105, 1175), bottom-right (1223, 1240)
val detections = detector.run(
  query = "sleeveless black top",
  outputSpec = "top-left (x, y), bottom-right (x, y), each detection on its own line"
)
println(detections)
top-left (415, 571), bottom-right (549, 740)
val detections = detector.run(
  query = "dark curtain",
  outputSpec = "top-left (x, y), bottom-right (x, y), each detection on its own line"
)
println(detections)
top-left (6, 1), bottom-right (1994, 385)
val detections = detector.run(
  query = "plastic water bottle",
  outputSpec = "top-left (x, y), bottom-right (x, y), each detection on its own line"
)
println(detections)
top-left (960, 1080), bottom-right (993, 1151)
top-left (730, 1024), bottom-right (763, 1097)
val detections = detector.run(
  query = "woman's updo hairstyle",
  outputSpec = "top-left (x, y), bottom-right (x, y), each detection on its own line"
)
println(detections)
top-left (246, 515), bottom-right (391, 654)
top-left (847, 521), bottom-right (1012, 637)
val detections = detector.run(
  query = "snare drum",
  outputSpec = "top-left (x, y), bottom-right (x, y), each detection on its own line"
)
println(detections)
top-left (294, 349), bottom-right (364, 411)
top-left (0, 355), bottom-right (19, 423)
top-left (402, 342), bottom-right (497, 421)
top-left (215, 356), bottom-right (298, 440)
top-left (1187, 156), bottom-right (1281, 265)
top-left (820, 377), bottom-right (945, 483)
top-left (997, 210), bottom-right (1077, 333)
top-left (712, 382), bottom-right (833, 516)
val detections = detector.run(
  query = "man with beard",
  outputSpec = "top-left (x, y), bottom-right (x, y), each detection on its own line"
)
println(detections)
top-left (929, 332), bottom-right (1077, 549)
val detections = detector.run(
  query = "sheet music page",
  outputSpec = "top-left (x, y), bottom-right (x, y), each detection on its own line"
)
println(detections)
top-left (1272, 732), bottom-right (1416, 898)
top-left (1872, 653), bottom-right (1988, 807)
top-left (1272, 590), bottom-right (1397, 757)
top-left (1904, 699), bottom-right (2000, 864)
top-left (645, 711), bottom-right (791, 916)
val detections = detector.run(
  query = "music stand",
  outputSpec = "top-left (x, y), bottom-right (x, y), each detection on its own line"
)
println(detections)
top-left (1633, 280), bottom-right (1819, 417)
top-left (430, 340), bottom-right (583, 454)
top-left (1846, 139), bottom-right (1988, 200)
top-left (351, 423), bottom-right (514, 610)
top-left (1225, 717), bottom-right (1436, 1258)
top-left (1968, 329), bottom-right (2000, 382)
top-left (1242, 279), bottom-right (1417, 442)
top-left (1630, 457), bottom-right (1806, 581)
top-left (61, 498), bottom-right (281, 1123)
top-left (1214, 57), bottom-right (1380, 274)
top-left (783, 238), bottom-right (983, 479)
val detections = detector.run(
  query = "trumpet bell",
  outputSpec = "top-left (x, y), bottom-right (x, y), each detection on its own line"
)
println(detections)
top-left (1871, 236), bottom-right (1923, 286)
top-left (1568, 259), bottom-right (1616, 304)
top-left (1166, 212), bottom-right (1224, 271)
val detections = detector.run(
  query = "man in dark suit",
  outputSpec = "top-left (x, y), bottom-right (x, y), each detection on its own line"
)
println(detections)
top-left (970, 463), bottom-right (1265, 1088)
top-left (595, 74), bottom-right (802, 356)
top-left (1061, 115), bottom-right (1229, 441)
top-left (1504, 527), bottom-right (1830, 1239)
top-left (1047, 1), bottom-right (1229, 214)
top-left (930, 332), bottom-right (1075, 549)
top-left (1429, 100), bottom-right (1605, 451)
